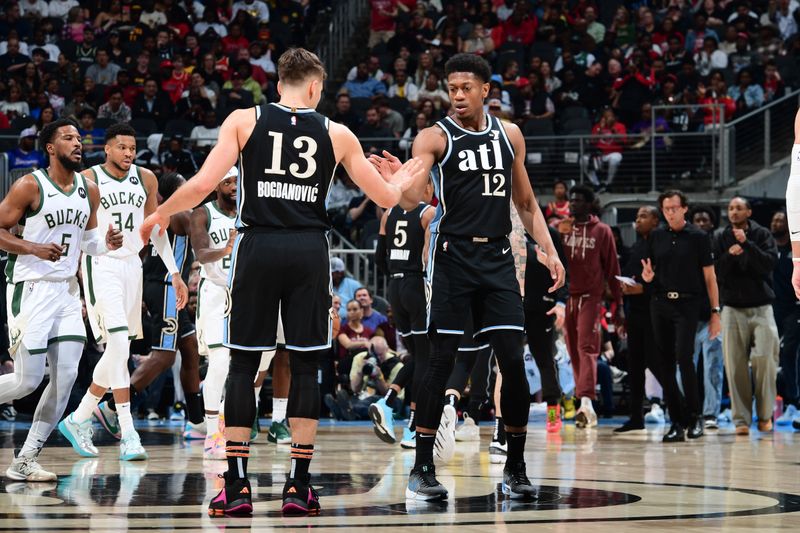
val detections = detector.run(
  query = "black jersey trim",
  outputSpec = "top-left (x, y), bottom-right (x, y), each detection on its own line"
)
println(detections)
top-left (270, 102), bottom-right (317, 114)
top-left (494, 116), bottom-right (516, 159)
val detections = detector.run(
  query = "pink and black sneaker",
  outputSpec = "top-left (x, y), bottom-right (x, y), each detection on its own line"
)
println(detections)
top-left (208, 472), bottom-right (253, 517)
top-left (281, 475), bottom-right (320, 515)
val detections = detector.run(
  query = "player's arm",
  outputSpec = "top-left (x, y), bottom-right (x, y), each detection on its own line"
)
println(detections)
top-left (787, 108), bottom-right (800, 297)
top-left (0, 175), bottom-right (63, 260)
top-left (81, 179), bottom-right (123, 254)
top-left (141, 108), bottom-right (250, 241)
top-left (509, 205), bottom-right (527, 295)
top-left (330, 121), bottom-right (425, 209)
top-left (190, 207), bottom-right (236, 264)
top-left (421, 206), bottom-right (435, 268)
top-left (505, 122), bottom-right (564, 291)
top-left (375, 208), bottom-right (390, 275)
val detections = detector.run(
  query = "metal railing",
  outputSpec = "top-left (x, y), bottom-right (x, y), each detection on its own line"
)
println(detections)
top-left (721, 89), bottom-right (800, 182)
top-left (316, 0), bottom-right (370, 80)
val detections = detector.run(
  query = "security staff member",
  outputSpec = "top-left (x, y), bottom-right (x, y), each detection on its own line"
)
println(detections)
top-left (641, 190), bottom-right (721, 443)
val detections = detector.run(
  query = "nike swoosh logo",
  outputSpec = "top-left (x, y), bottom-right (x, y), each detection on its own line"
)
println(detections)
top-left (502, 247), bottom-right (511, 254)
top-left (793, 231), bottom-right (800, 235)
top-left (545, 327), bottom-right (553, 332)
top-left (47, 192), bottom-right (58, 197)
top-left (452, 134), bottom-right (467, 141)
top-left (99, 180), bottom-right (111, 185)
top-left (211, 216), bottom-right (221, 220)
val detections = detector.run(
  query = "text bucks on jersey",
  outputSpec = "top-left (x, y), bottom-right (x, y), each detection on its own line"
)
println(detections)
top-left (92, 164), bottom-right (147, 256)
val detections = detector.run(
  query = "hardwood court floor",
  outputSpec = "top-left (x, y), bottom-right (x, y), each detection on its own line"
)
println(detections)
top-left (0, 417), bottom-right (799, 531)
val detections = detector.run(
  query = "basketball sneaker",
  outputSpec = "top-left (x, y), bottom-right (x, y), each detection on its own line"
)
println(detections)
top-left (6, 450), bottom-right (57, 481)
top-left (545, 405), bottom-right (562, 433)
top-left (281, 474), bottom-right (321, 515)
top-left (434, 404), bottom-right (457, 464)
top-left (267, 420), bottom-right (291, 444)
top-left (183, 420), bottom-right (206, 440)
top-left (645, 404), bottom-right (665, 424)
top-left (368, 398), bottom-right (397, 444)
top-left (93, 401), bottom-right (121, 440)
top-left (208, 472), bottom-right (253, 517)
top-left (58, 414), bottom-right (99, 457)
top-left (405, 463), bottom-right (448, 501)
top-left (574, 406), bottom-right (598, 429)
top-left (454, 413), bottom-right (480, 442)
top-left (775, 404), bottom-right (797, 426)
top-left (562, 395), bottom-right (576, 420)
top-left (119, 432), bottom-right (148, 461)
top-left (502, 460), bottom-right (537, 500)
top-left (489, 439), bottom-right (507, 464)
top-left (400, 427), bottom-right (416, 449)
top-left (204, 432), bottom-right (226, 460)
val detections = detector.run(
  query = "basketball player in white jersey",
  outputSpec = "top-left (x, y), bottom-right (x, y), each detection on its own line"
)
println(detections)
top-left (59, 123), bottom-right (188, 461)
top-left (191, 167), bottom-right (238, 459)
top-left (141, 48), bottom-right (423, 516)
top-left (0, 118), bottom-right (122, 481)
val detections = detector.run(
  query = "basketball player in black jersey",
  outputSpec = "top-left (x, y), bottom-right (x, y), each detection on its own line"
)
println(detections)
top-left (370, 189), bottom-right (435, 447)
top-left (371, 54), bottom-right (564, 501)
top-left (141, 48), bottom-right (424, 517)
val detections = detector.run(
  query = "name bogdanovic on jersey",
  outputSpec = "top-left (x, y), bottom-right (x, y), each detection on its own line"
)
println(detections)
top-left (239, 103), bottom-right (336, 231)
top-left (429, 115), bottom-right (515, 239)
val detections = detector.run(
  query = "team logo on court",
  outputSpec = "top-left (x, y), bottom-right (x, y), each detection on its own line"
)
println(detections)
top-left (130, 175), bottom-right (139, 185)
top-left (78, 187), bottom-right (86, 198)
top-left (163, 317), bottom-right (178, 335)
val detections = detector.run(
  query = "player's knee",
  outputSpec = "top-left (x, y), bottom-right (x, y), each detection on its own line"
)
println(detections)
top-left (15, 371), bottom-right (44, 397)
top-left (491, 331), bottom-right (525, 375)
top-left (229, 350), bottom-right (260, 381)
top-left (287, 350), bottom-right (322, 420)
top-left (289, 350), bottom-right (319, 377)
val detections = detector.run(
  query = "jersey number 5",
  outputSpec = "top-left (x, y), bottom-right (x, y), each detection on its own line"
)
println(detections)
top-left (263, 131), bottom-right (318, 179)
top-left (393, 220), bottom-right (408, 248)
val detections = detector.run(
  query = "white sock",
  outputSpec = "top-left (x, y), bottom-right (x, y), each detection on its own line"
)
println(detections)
top-left (206, 413), bottom-right (219, 436)
top-left (273, 398), bottom-right (288, 423)
top-left (73, 391), bottom-right (103, 424)
top-left (581, 396), bottom-right (594, 412)
top-left (116, 401), bottom-right (136, 438)
top-left (254, 385), bottom-right (262, 403)
top-left (20, 433), bottom-right (45, 457)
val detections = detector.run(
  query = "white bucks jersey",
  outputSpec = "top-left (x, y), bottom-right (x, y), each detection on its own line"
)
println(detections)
top-left (6, 169), bottom-right (91, 283)
top-left (91, 164), bottom-right (147, 258)
top-left (199, 201), bottom-right (236, 286)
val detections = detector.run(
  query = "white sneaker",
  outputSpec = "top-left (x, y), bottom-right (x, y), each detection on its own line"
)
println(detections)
top-left (575, 406), bottom-right (598, 429)
top-left (58, 414), bottom-right (99, 457)
top-left (455, 413), bottom-right (480, 442)
top-left (119, 432), bottom-right (148, 461)
top-left (489, 440), bottom-right (507, 464)
top-left (645, 404), bottom-right (665, 424)
top-left (434, 404), bottom-right (457, 464)
top-left (776, 404), bottom-right (798, 426)
top-left (610, 365), bottom-right (628, 384)
top-left (183, 420), bottom-right (206, 440)
top-left (6, 450), bottom-right (57, 481)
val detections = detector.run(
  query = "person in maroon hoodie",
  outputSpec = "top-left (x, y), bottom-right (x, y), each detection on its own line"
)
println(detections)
top-left (562, 185), bottom-right (624, 428)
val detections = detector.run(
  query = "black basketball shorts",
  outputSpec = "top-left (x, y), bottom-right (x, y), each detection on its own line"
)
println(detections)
top-left (224, 230), bottom-right (332, 352)
top-left (387, 274), bottom-right (428, 337)
top-left (427, 234), bottom-right (524, 341)
top-left (143, 280), bottom-right (196, 352)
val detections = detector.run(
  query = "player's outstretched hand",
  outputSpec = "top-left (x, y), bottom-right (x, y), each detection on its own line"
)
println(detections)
top-left (106, 224), bottom-right (123, 250)
top-left (368, 150), bottom-right (403, 182)
top-left (546, 253), bottom-right (566, 293)
top-left (172, 273), bottom-right (189, 310)
top-left (224, 228), bottom-right (238, 255)
top-left (140, 211), bottom-right (169, 244)
top-left (389, 157), bottom-right (425, 192)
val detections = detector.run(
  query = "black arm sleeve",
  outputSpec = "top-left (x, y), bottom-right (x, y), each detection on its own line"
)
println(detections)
top-left (375, 234), bottom-right (389, 275)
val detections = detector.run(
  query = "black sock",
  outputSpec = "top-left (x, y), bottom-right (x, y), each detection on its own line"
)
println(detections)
top-left (407, 409), bottom-right (416, 431)
top-left (290, 443), bottom-right (314, 480)
top-left (446, 394), bottom-right (457, 408)
top-left (468, 399), bottom-right (482, 423)
top-left (506, 431), bottom-right (526, 463)
top-left (415, 433), bottom-right (434, 467)
top-left (493, 416), bottom-right (506, 444)
top-left (226, 440), bottom-right (250, 480)
top-left (384, 388), bottom-right (397, 403)
top-left (185, 392), bottom-right (204, 424)
top-left (108, 385), bottom-right (138, 412)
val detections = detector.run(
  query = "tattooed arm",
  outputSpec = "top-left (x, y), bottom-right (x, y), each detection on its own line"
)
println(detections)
top-left (510, 205), bottom-right (527, 295)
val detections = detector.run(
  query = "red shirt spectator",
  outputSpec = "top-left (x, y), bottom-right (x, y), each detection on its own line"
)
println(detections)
top-left (498, 8), bottom-right (537, 46)
top-left (338, 300), bottom-right (375, 360)
top-left (592, 115), bottom-right (627, 155)
top-left (222, 24), bottom-right (250, 55)
top-left (0, 110), bottom-right (9, 129)
top-left (162, 62), bottom-right (190, 104)
top-left (370, 0), bottom-right (398, 32)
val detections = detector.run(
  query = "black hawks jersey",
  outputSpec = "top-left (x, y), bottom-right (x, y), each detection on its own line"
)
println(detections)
top-left (237, 103), bottom-right (337, 231)
top-left (386, 202), bottom-right (430, 275)
top-left (429, 115), bottom-right (515, 239)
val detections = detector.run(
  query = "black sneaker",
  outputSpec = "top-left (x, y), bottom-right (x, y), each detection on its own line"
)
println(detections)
top-left (613, 419), bottom-right (646, 434)
top-left (502, 460), bottom-right (537, 500)
top-left (662, 423), bottom-right (686, 443)
top-left (208, 472), bottom-right (253, 517)
top-left (281, 474), bottom-right (320, 515)
top-left (1, 404), bottom-right (17, 421)
top-left (405, 463), bottom-right (448, 501)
